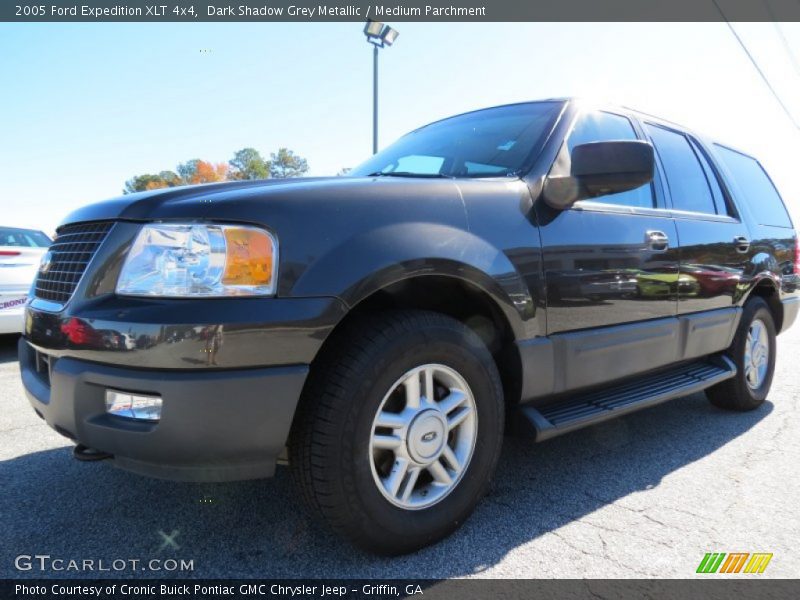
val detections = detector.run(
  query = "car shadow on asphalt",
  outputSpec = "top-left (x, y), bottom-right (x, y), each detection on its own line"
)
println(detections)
top-left (1, 391), bottom-right (771, 579)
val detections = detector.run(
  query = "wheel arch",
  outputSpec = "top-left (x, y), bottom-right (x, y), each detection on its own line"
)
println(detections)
top-left (291, 222), bottom-right (537, 407)
top-left (289, 222), bottom-right (534, 335)
top-left (312, 272), bottom-right (528, 409)
top-left (745, 276), bottom-right (783, 332)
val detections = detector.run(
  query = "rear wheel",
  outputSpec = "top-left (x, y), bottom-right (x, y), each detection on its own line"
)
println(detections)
top-left (289, 310), bottom-right (504, 555)
top-left (706, 297), bottom-right (776, 411)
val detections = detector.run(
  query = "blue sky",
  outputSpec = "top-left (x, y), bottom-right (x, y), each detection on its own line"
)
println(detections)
top-left (2, 22), bottom-right (799, 233)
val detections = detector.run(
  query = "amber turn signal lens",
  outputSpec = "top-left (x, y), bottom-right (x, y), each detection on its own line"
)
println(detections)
top-left (222, 227), bottom-right (274, 286)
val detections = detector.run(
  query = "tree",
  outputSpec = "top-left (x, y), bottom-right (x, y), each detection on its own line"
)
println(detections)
top-left (177, 159), bottom-right (228, 184)
top-left (270, 148), bottom-right (309, 178)
top-left (229, 147), bottom-right (270, 180)
top-left (177, 159), bottom-right (201, 183)
top-left (124, 146), bottom-right (309, 192)
top-left (123, 171), bottom-right (182, 194)
top-left (193, 160), bottom-right (228, 184)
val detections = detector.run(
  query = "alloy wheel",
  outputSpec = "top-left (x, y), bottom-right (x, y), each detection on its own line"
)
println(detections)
top-left (368, 364), bottom-right (478, 510)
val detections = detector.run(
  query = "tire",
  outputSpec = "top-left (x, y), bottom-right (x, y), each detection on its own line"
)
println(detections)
top-left (706, 297), bottom-right (777, 411)
top-left (289, 310), bottom-right (504, 555)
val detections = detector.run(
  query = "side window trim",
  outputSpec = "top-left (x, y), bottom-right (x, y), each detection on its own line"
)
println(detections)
top-left (569, 200), bottom-right (673, 218)
top-left (667, 209), bottom-right (741, 224)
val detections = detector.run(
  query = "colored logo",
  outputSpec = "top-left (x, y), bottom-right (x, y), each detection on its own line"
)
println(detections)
top-left (697, 552), bottom-right (773, 574)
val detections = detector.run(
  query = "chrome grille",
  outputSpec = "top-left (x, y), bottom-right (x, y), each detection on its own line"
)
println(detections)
top-left (33, 221), bottom-right (114, 305)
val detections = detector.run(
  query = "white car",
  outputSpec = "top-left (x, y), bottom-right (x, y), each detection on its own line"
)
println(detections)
top-left (0, 227), bottom-right (51, 334)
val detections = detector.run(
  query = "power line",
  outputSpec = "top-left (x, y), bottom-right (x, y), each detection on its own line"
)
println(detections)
top-left (772, 22), bottom-right (800, 79)
top-left (713, 0), bottom-right (800, 130)
top-left (763, 0), bottom-right (800, 79)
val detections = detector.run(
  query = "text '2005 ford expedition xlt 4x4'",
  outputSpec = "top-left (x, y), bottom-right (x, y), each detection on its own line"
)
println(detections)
top-left (20, 99), bottom-right (799, 554)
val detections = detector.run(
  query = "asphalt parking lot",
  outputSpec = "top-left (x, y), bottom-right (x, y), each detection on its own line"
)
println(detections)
top-left (2, 327), bottom-right (798, 579)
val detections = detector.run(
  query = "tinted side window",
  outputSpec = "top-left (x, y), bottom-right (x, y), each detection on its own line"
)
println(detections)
top-left (646, 125), bottom-right (717, 215)
top-left (715, 145), bottom-right (792, 228)
top-left (568, 111), bottom-right (654, 209)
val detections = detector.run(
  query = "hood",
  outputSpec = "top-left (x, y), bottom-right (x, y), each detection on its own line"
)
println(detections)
top-left (58, 176), bottom-right (484, 228)
top-left (59, 177), bottom-right (341, 227)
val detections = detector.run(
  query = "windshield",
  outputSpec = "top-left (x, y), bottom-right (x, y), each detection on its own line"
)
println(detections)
top-left (0, 227), bottom-right (51, 247)
top-left (350, 102), bottom-right (562, 179)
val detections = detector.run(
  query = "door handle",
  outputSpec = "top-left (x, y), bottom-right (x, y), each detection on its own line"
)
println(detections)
top-left (645, 230), bottom-right (669, 251)
top-left (734, 236), bottom-right (750, 253)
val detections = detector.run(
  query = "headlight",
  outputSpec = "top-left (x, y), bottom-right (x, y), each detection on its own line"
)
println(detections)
top-left (116, 223), bottom-right (277, 297)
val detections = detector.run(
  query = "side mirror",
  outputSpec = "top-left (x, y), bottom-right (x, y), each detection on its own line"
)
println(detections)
top-left (543, 140), bottom-right (655, 209)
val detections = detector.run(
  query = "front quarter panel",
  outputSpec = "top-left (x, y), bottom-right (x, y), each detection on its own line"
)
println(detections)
top-left (291, 222), bottom-right (531, 340)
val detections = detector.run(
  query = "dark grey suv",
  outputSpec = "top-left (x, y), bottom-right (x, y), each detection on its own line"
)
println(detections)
top-left (20, 99), bottom-right (799, 554)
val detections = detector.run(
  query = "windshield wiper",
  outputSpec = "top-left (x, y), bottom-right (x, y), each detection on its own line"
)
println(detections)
top-left (366, 171), bottom-right (454, 179)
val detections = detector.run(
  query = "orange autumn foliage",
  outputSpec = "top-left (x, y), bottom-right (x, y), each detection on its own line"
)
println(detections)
top-left (144, 180), bottom-right (169, 191)
top-left (189, 161), bottom-right (229, 184)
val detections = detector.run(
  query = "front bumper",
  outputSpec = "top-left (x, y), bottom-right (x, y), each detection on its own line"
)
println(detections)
top-left (21, 339), bottom-right (306, 481)
top-left (19, 295), bottom-right (347, 481)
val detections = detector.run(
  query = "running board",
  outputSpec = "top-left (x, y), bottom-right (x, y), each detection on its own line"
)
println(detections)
top-left (520, 357), bottom-right (736, 442)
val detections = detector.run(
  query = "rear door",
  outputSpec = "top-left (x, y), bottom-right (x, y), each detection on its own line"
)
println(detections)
top-left (641, 123), bottom-right (750, 316)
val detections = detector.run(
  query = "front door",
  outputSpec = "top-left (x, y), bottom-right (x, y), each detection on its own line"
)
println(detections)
top-left (539, 110), bottom-right (679, 334)
top-left (537, 110), bottom-right (680, 391)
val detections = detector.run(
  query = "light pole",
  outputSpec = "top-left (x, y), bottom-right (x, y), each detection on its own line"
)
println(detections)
top-left (363, 20), bottom-right (399, 154)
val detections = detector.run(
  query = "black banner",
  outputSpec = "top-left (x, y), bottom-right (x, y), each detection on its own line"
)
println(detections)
top-left (3, 0), bottom-right (800, 22)
top-left (3, 579), bottom-right (800, 600)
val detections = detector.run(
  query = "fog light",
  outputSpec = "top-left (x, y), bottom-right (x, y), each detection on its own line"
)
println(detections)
top-left (105, 390), bottom-right (162, 421)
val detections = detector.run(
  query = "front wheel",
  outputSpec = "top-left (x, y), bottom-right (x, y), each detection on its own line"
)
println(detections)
top-left (706, 297), bottom-right (777, 411)
top-left (289, 310), bottom-right (504, 555)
